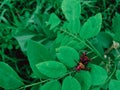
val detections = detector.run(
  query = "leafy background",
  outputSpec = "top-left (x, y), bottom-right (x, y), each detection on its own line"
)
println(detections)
top-left (0, 0), bottom-right (120, 90)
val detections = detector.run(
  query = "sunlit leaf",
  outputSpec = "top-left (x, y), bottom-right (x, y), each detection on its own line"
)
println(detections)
top-left (80, 13), bottom-right (102, 39)
top-left (56, 46), bottom-right (79, 68)
top-left (36, 61), bottom-right (67, 78)
top-left (62, 0), bottom-right (81, 21)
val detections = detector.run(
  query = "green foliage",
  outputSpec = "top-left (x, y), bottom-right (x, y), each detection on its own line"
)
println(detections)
top-left (112, 13), bottom-right (120, 42)
top-left (47, 13), bottom-right (61, 30)
top-left (0, 62), bottom-right (24, 89)
top-left (40, 80), bottom-right (61, 90)
top-left (80, 13), bottom-right (102, 39)
top-left (109, 79), bottom-right (120, 90)
top-left (89, 63), bottom-right (108, 85)
top-left (56, 46), bottom-right (79, 68)
top-left (75, 71), bottom-right (92, 90)
top-left (62, 76), bottom-right (81, 90)
top-left (36, 61), bottom-right (67, 78)
top-left (0, 0), bottom-right (120, 90)
top-left (62, 0), bottom-right (81, 34)
top-left (27, 40), bottom-right (53, 78)
top-left (115, 70), bottom-right (120, 80)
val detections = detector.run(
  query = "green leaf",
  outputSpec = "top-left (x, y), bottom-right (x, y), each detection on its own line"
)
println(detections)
top-left (112, 13), bottom-right (120, 33)
top-left (62, 76), bottom-right (81, 90)
top-left (63, 19), bottom-right (81, 34)
top-left (55, 33), bottom-right (86, 50)
top-left (116, 70), bottom-right (120, 80)
top-left (96, 32), bottom-right (113, 48)
top-left (109, 79), bottom-right (120, 90)
top-left (14, 30), bottom-right (36, 54)
top-left (113, 31), bottom-right (120, 43)
top-left (27, 40), bottom-right (53, 78)
top-left (89, 64), bottom-right (108, 85)
top-left (40, 80), bottom-right (61, 90)
top-left (0, 62), bottom-right (24, 89)
top-left (80, 13), bottom-right (102, 39)
top-left (36, 61), bottom-right (67, 78)
top-left (62, 0), bottom-right (81, 21)
top-left (56, 46), bottom-right (79, 68)
top-left (47, 13), bottom-right (61, 30)
top-left (75, 71), bottom-right (92, 90)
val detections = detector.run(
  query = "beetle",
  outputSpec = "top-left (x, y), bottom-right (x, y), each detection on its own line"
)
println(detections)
top-left (75, 52), bottom-right (91, 71)
top-left (76, 62), bottom-right (90, 71)
top-left (80, 52), bottom-right (92, 65)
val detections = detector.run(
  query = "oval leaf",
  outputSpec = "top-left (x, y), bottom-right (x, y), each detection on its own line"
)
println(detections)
top-left (62, 0), bottom-right (81, 21)
top-left (56, 46), bottom-right (79, 68)
top-left (75, 71), bottom-right (92, 90)
top-left (48, 13), bottom-right (61, 30)
top-left (89, 64), bottom-right (108, 85)
top-left (40, 80), bottom-right (61, 90)
top-left (109, 79), bottom-right (120, 90)
top-left (80, 13), bottom-right (102, 39)
top-left (27, 40), bottom-right (53, 78)
top-left (62, 76), bottom-right (81, 90)
top-left (0, 62), bottom-right (24, 89)
top-left (36, 61), bottom-right (67, 78)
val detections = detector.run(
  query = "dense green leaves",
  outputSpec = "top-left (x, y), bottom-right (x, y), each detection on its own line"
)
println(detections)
top-left (27, 40), bottom-right (53, 78)
top-left (89, 64), bottom-right (108, 85)
top-left (47, 13), bottom-right (61, 30)
top-left (0, 62), bottom-right (24, 89)
top-left (75, 71), bottom-right (92, 90)
top-left (62, 76), bottom-right (81, 90)
top-left (80, 13), bottom-right (102, 39)
top-left (56, 46), bottom-right (79, 68)
top-left (14, 30), bottom-right (36, 54)
top-left (36, 61), bottom-right (67, 78)
top-left (109, 79), bottom-right (120, 90)
top-left (40, 80), bottom-right (61, 90)
top-left (55, 33), bottom-right (86, 50)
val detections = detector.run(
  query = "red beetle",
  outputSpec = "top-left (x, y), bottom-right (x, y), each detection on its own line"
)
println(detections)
top-left (76, 62), bottom-right (90, 71)
top-left (75, 52), bottom-right (91, 71)
top-left (80, 52), bottom-right (92, 65)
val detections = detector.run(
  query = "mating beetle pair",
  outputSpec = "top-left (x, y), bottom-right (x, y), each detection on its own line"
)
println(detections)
top-left (75, 52), bottom-right (91, 71)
